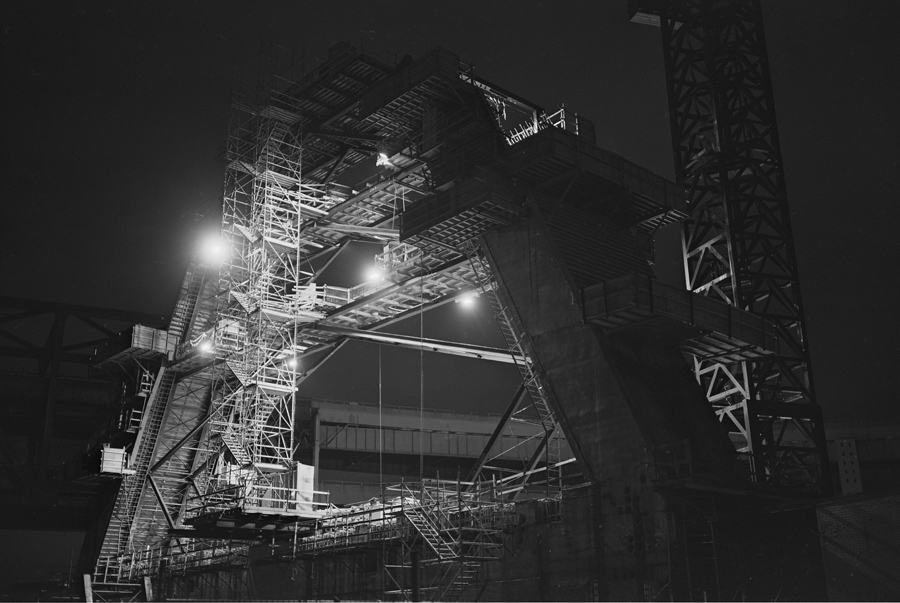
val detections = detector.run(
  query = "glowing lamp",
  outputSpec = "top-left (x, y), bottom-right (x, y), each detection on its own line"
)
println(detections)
top-left (367, 268), bottom-right (384, 282)
top-left (198, 340), bottom-right (214, 354)
top-left (457, 292), bottom-right (477, 307)
top-left (200, 235), bottom-right (229, 264)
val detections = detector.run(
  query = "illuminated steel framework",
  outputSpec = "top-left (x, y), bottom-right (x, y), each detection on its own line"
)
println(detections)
top-left (88, 261), bottom-right (212, 600)
top-left (86, 40), bottom-right (708, 599)
top-left (184, 44), bottom-right (579, 523)
top-left (633, 0), bottom-right (828, 493)
top-left (279, 480), bottom-right (512, 601)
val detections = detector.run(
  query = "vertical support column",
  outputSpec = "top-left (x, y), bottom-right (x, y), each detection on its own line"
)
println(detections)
top-left (83, 574), bottom-right (94, 603)
top-left (143, 575), bottom-right (155, 602)
top-left (305, 558), bottom-right (314, 601)
top-left (410, 550), bottom-right (420, 602)
top-left (313, 410), bottom-right (321, 492)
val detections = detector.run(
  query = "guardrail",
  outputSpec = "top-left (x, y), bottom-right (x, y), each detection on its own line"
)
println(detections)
top-left (94, 540), bottom-right (250, 584)
top-left (584, 273), bottom-right (788, 359)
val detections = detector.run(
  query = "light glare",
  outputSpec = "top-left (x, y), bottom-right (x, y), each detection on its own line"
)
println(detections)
top-left (201, 235), bottom-right (229, 264)
top-left (457, 292), bottom-right (477, 307)
top-left (367, 268), bottom-right (384, 282)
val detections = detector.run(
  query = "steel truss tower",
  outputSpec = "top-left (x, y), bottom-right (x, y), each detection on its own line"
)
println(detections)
top-left (632, 0), bottom-right (829, 494)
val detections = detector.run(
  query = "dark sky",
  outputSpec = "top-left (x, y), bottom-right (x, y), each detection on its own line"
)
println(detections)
top-left (2, 1), bottom-right (898, 423)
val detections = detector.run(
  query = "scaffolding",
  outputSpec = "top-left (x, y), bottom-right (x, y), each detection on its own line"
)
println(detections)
top-left (94, 539), bottom-right (249, 586)
top-left (463, 241), bottom-right (565, 497)
top-left (184, 68), bottom-right (342, 524)
top-left (89, 263), bottom-right (209, 598)
top-left (268, 479), bottom-right (525, 601)
top-left (185, 43), bottom-right (589, 523)
top-left (84, 43), bottom-right (616, 600)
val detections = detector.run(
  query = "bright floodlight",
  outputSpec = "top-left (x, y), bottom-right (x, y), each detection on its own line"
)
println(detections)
top-left (287, 358), bottom-right (297, 369)
top-left (457, 292), bottom-right (476, 307)
top-left (367, 267), bottom-right (384, 282)
top-left (198, 340), bottom-right (213, 354)
top-left (200, 235), bottom-right (228, 264)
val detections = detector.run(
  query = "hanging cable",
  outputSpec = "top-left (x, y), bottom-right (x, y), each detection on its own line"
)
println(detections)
top-left (419, 265), bottom-right (425, 482)
top-left (379, 344), bottom-right (383, 489)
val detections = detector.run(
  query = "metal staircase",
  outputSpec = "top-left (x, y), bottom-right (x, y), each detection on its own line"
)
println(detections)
top-left (403, 506), bottom-right (457, 560)
top-left (225, 358), bottom-right (254, 388)
top-left (220, 429), bottom-right (253, 467)
top-left (92, 262), bottom-right (206, 591)
top-left (184, 73), bottom-right (325, 521)
top-left (91, 365), bottom-right (176, 603)
top-left (382, 481), bottom-right (503, 601)
top-left (98, 366), bottom-right (174, 562)
top-left (438, 495), bottom-right (505, 601)
top-left (440, 561), bottom-right (482, 601)
top-left (464, 241), bottom-right (563, 496)
top-left (168, 266), bottom-right (205, 342)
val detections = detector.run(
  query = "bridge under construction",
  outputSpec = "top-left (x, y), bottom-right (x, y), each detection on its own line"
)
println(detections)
top-left (4, 2), bottom-right (898, 601)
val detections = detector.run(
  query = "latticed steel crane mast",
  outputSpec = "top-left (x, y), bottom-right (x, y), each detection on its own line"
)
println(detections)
top-left (631, 0), bottom-right (829, 494)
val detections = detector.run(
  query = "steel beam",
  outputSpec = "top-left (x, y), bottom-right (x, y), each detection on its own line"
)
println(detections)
top-left (0, 295), bottom-right (167, 326)
top-left (149, 412), bottom-right (212, 474)
top-left (148, 474), bottom-right (176, 531)
top-left (465, 383), bottom-right (527, 486)
top-left (312, 324), bottom-right (522, 364)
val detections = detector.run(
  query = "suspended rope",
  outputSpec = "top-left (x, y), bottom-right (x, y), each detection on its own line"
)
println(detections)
top-left (378, 344), bottom-right (383, 489)
top-left (419, 262), bottom-right (425, 482)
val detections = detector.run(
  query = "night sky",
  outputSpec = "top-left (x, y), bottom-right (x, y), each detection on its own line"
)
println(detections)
top-left (2, 1), bottom-right (898, 424)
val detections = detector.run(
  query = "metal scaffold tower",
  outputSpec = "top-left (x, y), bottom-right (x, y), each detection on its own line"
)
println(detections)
top-left (631, 0), bottom-right (829, 494)
top-left (185, 68), bottom-right (337, 522)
